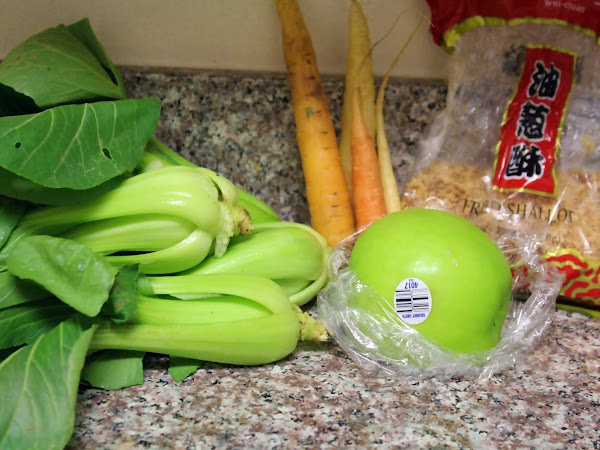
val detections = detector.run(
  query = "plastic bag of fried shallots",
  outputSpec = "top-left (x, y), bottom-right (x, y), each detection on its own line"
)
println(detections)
top-left (398, 0), bottom-right (600, 316)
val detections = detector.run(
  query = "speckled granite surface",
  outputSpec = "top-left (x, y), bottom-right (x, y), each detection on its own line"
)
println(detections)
top-left (66, 70), bottom-right (600, 449)
top-left (123, 70), bottom-right (441, 224)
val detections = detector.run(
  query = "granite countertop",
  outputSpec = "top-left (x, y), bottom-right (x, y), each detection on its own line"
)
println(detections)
top-left (67, 70), bottom-right (600, 449)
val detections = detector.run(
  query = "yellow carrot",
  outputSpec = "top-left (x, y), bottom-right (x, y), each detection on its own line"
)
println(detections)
top-left (351, 88), bottom-right (386, 230)
top-left (376, 17), bottom-right (424, 213)
top-left (339, 0), bottom-right (377, 199)
top-left (274, 0), bottom-right (355, 246)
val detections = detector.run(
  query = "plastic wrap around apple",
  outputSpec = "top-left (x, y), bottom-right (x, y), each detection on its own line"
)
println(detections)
top-left (349, 208), bottom-right (513, 354)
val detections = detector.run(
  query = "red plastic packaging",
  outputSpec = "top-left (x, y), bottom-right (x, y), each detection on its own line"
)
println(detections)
top-left (426, 0), bottom-right (600, 50)
top-left (398, 0), bottom-right (600, 312)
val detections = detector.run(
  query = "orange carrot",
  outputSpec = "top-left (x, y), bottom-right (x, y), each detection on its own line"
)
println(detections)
top-left (274, 0), bottom-right (355, 246)
top-left (351, 88), bottom-right (386, 230)
top-left (339, 0), bottom-right (377, 200)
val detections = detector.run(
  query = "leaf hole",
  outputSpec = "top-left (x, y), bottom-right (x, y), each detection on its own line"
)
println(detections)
top-left (102, 148), bottom-right (113, 160)
top-left (14, 142), bottom-right (22, 149)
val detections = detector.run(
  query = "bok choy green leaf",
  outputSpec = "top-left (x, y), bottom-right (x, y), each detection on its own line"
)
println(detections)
top-left (6, 235), bottom-right (118, 317)
top-left (0, 315), bottom-right (98, 450)
top-left (0, 98), bottom-right (160, 190)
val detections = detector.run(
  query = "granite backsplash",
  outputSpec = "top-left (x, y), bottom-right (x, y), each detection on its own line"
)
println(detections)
top-left (65, 69), bottom-right (600, 449)
top-left (123, 70), bottom-right (446, 224)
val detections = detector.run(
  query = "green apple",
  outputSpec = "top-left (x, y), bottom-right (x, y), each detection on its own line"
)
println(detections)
top-left (349, 208), bottom-right (513, 354)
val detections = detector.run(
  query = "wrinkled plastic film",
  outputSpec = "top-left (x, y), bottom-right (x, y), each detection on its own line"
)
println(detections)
top-left (316, 232), bottom-right (563, 381)
top-left (401, 23), bottom-right (600, 306)
top-left (315, 14), bottom-right (596, 380)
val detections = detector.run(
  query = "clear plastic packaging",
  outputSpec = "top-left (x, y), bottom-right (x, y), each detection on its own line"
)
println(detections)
top-left (317, 231), bottom-right (563, 380)
top-left (315, 4), bottom-right (600, 379)
top-left (399, 21), bottom-right (600, 310)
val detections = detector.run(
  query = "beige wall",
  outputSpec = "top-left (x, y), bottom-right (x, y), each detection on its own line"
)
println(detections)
top-left (0, 0), bottom-right (449, 79)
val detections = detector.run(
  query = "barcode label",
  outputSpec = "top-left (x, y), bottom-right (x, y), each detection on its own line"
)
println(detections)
top-left (394, 278), bottom-right (432, 325)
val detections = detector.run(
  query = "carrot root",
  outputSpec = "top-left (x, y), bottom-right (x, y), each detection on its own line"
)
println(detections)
top-left (351, 88), bottom-right (386, 231)
top-left (275, 0), bottom-right (355, 246)
top-left (339, 0), bottom-right (377, 200)
top-left (376, 16), bottom-right (424, 214)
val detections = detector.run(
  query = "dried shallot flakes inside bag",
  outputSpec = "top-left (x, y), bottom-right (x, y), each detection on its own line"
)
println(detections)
top-left (316, 232), bottom-right (563, 381)
top-left (400, 1), bottom-right (600, 311)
